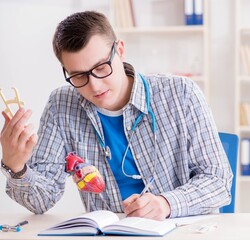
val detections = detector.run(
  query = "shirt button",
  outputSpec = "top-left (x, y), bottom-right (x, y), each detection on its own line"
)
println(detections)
top-left (136, 154), bottom-right (140, 159)
top-left (127, 126), bottom-right (131, 131)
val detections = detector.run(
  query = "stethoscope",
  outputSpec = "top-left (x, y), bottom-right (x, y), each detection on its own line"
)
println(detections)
top-left (97, 73), bottom-right (157, 182)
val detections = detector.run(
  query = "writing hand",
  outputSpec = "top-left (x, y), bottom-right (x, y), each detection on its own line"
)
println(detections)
top-left (0, 108), bottom-right (38, 173)
top-left (122, 192), bottom-right (171, 221)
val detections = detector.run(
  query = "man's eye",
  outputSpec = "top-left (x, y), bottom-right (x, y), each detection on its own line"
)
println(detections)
top-left (95, 65), bottom-right (106, 72)
top-left (96, 65), bottom-right (105, 70)
top-left (75, 74), bottom-right (85, 79)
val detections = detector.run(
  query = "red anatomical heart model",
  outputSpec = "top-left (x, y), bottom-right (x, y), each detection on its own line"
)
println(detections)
top-left (65, 152), bottom-right (105, 194)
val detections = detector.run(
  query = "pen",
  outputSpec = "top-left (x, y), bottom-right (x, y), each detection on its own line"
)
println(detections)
top-left (15, 220), bottom-right (29, 227)
top-left (139, 176), bottom-right (155, 197)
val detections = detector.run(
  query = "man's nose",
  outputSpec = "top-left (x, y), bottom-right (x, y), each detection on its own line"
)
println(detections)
top-left (88, 74), bottom-right (103, 89)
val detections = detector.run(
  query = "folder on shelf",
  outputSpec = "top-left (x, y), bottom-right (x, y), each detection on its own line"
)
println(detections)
top-left (184, 0), bottom-right (203, 25)
top-left (240, 45), bottom-right (250, 75)
top-left (240, 102), bottom-right (250, 126)
top-left (128, 0), bottom-right (135, 27)
top-left (113, 0), bottom-right (134, 28)
top-left (184, 0), bottom-right (195, 25)
top-left (241, 138), bottom-right (250, 176)
top-left (194, 0), bottom-right (203, 25)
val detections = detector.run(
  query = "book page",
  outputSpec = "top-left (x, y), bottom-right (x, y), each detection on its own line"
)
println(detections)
top-left (101, 214), bottom-right (218, 236)
top-left (38, 210), bottom-right (119, 236)
top-left (102, 217), bottom-right (176, 236)
top-left (82, 210), bottom-right (119, 229)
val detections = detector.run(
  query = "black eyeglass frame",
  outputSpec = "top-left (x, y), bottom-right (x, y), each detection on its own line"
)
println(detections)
top-left (63, 42), bottom-right (117, 88)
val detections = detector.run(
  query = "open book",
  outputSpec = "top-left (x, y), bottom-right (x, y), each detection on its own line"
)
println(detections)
top-left (38, 210), bottom-right (176, 236)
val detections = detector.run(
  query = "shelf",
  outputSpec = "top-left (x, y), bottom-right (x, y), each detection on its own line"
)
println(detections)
top-left (235, 0), bottom-right (250, 213)
top-left (239, 126), bottom-right (250, 133)
top-left (239, 76), bottom-right (250, 82)
top-left (240, 28), bottom-right (250, 34)
top-left (238, 175), bottom-right (250, 182)
top-left (111, 0), bottom-right (209, 100)
top-left (116, 25), bottom-right (206, 34)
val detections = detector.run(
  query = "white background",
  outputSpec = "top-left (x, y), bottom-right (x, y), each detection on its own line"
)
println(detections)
top-left (0, 0), bottom-right (235, 214)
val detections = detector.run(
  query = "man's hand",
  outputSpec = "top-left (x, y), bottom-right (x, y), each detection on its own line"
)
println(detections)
top-left (122, 192), bottom-right (171, 221)
top-left (0, 108), bottom-right (38, 173)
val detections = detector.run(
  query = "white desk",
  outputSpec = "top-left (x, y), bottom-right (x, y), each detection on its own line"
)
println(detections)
top-left (0, 212), bottom-right (249, 240)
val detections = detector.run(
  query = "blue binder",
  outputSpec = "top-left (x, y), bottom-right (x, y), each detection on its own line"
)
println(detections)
top-left (194, 0), bottom-right (203, 25)
top-left (184, 0), bottom-right (204, 25)
top-left (184, 0), bottom-right (195, 25)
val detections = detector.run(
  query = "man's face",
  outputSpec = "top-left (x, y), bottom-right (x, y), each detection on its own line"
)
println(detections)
top-left (61, 35), bottom-right (131, 111)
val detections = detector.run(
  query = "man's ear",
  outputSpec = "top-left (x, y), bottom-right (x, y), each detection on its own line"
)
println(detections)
top-left (116, 40), bottom-right (125, 61)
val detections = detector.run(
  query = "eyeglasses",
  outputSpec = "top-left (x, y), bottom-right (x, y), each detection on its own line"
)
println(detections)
top-left (63, 42), bottom-right (116, 88)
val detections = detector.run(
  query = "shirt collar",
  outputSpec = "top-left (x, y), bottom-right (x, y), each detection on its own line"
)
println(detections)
top-left (129, 69), bottom-right (148, 114)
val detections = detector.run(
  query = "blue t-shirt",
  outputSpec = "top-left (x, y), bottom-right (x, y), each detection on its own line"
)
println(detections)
top-left (98, 110), bottom-right (144, 200)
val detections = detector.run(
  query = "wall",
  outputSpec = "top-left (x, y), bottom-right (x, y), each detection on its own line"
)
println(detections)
top-left (0, 0), bottom-right (110, 215)
top-left (210, 0), bottom-right (235, 132)
top-left (0, 0), bottom-right (235, 214)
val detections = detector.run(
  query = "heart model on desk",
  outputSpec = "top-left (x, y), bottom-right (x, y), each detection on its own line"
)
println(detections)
top-left (65, 152), bottom-right (105, 194)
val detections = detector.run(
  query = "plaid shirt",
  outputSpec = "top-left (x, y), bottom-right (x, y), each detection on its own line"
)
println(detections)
top-left (5, 63), bottom-right (232, 218)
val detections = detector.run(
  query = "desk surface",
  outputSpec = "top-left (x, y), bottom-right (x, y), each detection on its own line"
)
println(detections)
top-left (0, 212), bottom-right (249, 240)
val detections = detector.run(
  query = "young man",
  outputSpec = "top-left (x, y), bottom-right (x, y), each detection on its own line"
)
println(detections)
top-left (0, 11), bottom-right (232, 220)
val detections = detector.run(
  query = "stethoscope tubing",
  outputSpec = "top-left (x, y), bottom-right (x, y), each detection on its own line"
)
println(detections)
top-left (93, 72), bottom-right (158, 183)
top-left (121, 73), bottom-right (158, 181)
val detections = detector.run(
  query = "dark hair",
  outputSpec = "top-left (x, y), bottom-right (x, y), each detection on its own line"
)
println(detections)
top-left (52, 11), bottom-right (117, 62)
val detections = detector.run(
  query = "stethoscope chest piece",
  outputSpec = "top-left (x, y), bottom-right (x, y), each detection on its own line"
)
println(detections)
top-left (104, 146), bottom-right (112, 160)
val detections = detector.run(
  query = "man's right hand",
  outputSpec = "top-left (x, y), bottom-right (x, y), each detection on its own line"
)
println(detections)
top-left (0, 108), bottom-right (38, 173)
